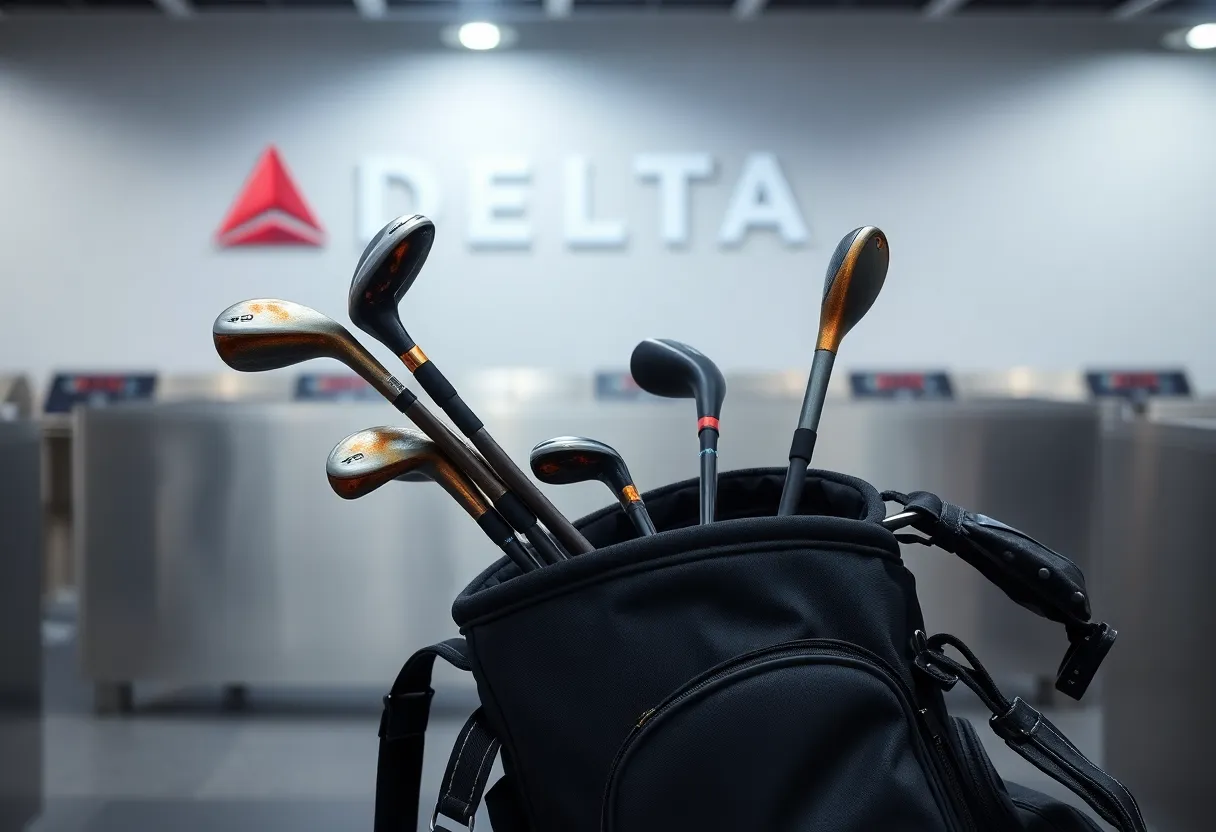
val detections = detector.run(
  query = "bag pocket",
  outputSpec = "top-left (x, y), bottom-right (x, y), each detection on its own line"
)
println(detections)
top-left (949, 716), bottom-right (1022, 831)
top-left (601, 639), bottom-right (972, 832)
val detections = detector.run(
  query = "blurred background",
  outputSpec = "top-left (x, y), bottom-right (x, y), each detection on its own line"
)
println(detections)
top-left (1, 3), bottom-right (1214, 831)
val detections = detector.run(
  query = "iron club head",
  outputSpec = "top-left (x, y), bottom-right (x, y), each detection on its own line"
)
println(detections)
top-left (530, 436), bottom-right (656, 536)
top-left (348, 214), bottom-right (436, 356)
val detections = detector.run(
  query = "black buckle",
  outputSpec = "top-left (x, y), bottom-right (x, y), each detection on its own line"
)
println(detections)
top-left (911, 630), bottom-right (958, 691)
top-left (378, 689), bottom-right (435, 741)
top-left (1055, 622), bottom-right (1116, 701)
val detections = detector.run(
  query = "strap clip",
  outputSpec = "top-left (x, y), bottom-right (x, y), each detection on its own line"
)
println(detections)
top-left (911, 630), bottom-right (959, 691)
top-left (431, 808), bottom-right (475, 832)
top-left (379, 689), bottom-right (435, 741)
top-left (1055, 622), bottom-right (1117, 701)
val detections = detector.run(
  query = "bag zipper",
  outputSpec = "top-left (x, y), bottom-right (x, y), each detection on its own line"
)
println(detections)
top-left (601, 638), bottom-right (977, 832)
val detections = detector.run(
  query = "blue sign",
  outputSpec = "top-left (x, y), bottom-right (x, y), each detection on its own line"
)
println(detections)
top-left (294, 374), bottom-right (382, 402)
top-left (1085, 370), bottom-right (1190, 399)
top-left (44, 373), bottom-right (158, 414)
top-left (850, 371), bottom-right (954, 401)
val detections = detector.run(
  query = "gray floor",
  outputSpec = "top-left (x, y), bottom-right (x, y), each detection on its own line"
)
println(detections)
top-left (28, 616), bottom-right (1127, 832)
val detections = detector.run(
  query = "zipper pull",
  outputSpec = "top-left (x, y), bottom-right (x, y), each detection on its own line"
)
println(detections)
top-left (636, 708), bottom-right (655, 727)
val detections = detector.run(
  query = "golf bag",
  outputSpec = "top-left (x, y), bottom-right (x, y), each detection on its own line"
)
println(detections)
top-left (373, 467), bottom-right (1146, 832)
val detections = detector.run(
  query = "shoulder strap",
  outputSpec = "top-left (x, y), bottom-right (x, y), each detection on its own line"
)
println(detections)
top-left (432, 709), bottom-right (500, 831)
top-left (375, 637), bottom-right (471, 832)
top-left (882, 490), bottom-right (1116, 700)
top-left (916, 632), bottom-right (1147, 832)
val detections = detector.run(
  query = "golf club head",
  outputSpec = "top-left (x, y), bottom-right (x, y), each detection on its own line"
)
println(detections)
top-left (629, 338), bottom-right (726, 421)
top-left (530, 436), bottom-right (634, 495)
top-left (213, 299), bottom-right (402, 400)
top-left (817, 226), bottom-right (889, 353)
top-left (348, 214), bottom-right (436, 355)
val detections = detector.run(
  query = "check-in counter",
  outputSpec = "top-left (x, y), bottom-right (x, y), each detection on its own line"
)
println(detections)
top-left (0, 413), bottom-right (43, 832)
top-left (77, 368), bottom-right (1107, 710)
top-left (1099, 416), bottom-right (1216, 832)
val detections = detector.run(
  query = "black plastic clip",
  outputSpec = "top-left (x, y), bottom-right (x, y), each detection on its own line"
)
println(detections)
top-left (379, 689), bottom-right (435, 741)
top-left (1055, 622), bottom-right (1117, 701)
top-left (911, 630), bottom-right (959, 691)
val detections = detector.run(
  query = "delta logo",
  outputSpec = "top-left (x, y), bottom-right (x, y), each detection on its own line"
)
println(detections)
top-left (216, 146), bottom-right (325, 247)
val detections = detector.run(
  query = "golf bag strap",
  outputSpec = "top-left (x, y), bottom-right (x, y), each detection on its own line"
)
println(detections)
top-left (374, 637), bottom-right (470, 832)
top-left (915, 632), bottom-right (1147, 832)
top-left (882, 489), bottom-right (1116, 700)
top-left (433, 709), bottom-right (500, 831)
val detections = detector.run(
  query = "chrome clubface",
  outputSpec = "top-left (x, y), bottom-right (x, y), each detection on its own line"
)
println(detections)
top-left (348, 215), bottom-right (436, 353)
top-left (629, 338), bottom-right (726, 419)
top-left (530, 436), bottom-right (631, 491)
top-left (213, 299), bottom-right (352, 372)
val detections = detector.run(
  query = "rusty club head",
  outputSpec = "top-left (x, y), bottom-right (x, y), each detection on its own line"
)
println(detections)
top-left (816, 226), bottom-right (889, 354)
top-left (212, 299), bottom-right (405, 401)
top-left (326, 425), bottom-right (485, 517)
top-left (348, 214), bottom-right (436, 356)
top-left (530, 436), bottom-right (636, 499)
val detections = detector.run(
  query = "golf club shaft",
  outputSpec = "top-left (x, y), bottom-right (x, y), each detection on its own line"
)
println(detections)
top-left (475, 509), bottom-right (543, 573)
top-left (622, 495), bottom-right (657, 537)
top-left (698, 426), bottom-right (719, 525)
top-left (393, 387), bottom-right (569, 565)
top-left (777, 349), bottom-right (836, 516)
top-left (399, 349), bottom-right (593, 556)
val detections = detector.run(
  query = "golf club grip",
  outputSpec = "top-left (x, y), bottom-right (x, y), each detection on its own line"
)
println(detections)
top-left (699, 429), bottom-right (719, 525)
top-left (518, 523), bottom-right (567, 566)
top-left (475, 511), bottom-right (540, 573)
top-left (411, 361), bottom-right (485, 436)
top-left (777, 460), bottom-right (808, 516)
top-left (399, 399), bottom-right (506, 500)
top-left (625, 501), bottom-right (658, 537)
top-left (470, 429), bottom-right (594, 556)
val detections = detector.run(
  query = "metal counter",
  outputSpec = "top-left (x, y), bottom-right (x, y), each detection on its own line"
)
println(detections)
top-left (0, 420), bottom-right (43, 832)
top-left (1100, 418), bottom-right (1216, 832)
top-left (77, 374), bottom-right (1100, 709)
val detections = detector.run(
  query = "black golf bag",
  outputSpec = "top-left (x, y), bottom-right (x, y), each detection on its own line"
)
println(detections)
top-left (372, 468), bottom-right (1147, 832)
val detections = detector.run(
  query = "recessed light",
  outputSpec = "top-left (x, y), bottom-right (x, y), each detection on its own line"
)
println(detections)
top-left (1163, 23), bottom-right (1216, 51)
top-left (440, 22), bottom-right (518, 52)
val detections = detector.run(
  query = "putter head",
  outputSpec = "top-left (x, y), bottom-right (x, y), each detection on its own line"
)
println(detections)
top-left (326, 426), bottom-right (440, 500)
top-left (530, 436), bottom-right (634, 494)
top-left (817, 226), bottom-right (889, 353)
top-left (629, 338), bottom-right (726, 422)
top-left (214, 299), bottom-right (360, 372)
top-left (348, 214), bottom-right (436, 355)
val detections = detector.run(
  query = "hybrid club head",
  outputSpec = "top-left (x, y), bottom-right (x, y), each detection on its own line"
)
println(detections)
top-left (629, 338), bottom-right (726, 424)
top-left (530, 436), bottom-right (656, 536)
top-left (348, 214), bottom-right (435, 356)
top-left (213, 299), bottom-right (405, 402)
top-left (326, 426), bottom-right (479, 511)
top-left (816, 226), bottom-right (889, 354)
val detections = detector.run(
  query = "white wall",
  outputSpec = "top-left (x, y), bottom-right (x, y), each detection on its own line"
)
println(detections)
top-left (1, 17), bottom-right (1213, 387)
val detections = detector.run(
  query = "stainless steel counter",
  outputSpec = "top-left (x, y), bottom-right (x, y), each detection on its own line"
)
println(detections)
top-left (0, 420), bottom-right (43, 832)
top-left (1100, 417), bottom-right (1216, 832)
top-left (76, 374), bottom-right (1102, 710)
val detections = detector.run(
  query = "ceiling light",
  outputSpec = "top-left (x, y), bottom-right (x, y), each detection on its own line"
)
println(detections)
top-left (458, 22), bottom-right (502, 51)
top-left (1185, 23), bottom-right (1216, 50)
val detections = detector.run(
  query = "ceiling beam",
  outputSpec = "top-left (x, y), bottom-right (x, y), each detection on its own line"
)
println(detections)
top-left (734, 0), bottom-right (767, 19)
top-left (1112, 0), bottom-right (1172, 19)
top-left (153, 0), bottom-right (193, 17)
top-left (545, 0), bottom-right (574, 17)
top-left (353, 0), bottom-right (388, 18)
top-left (923, 0), bottom-right (972, 17)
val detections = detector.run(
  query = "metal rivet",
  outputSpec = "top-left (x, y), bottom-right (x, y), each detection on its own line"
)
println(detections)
top-left (1072, 591), bottom-right (1086, 605)
top-left (1002, 550), bottom-right (1015, 561)
top-left (1038, 568), bottom-right (1050, 580)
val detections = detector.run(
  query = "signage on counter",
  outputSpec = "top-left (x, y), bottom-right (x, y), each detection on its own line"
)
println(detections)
top-left (849, 371), bottom-right (955, 401)
top-left (294, 374), bottom-right (382, 402)
top-left (1085, 370), bottom-right (1191, 399)
top-left (43, 373), bottom-right (158, 414)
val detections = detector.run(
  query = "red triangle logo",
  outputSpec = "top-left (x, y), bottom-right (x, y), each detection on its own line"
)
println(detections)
top-left (216, 146), bottom-right (325, 247)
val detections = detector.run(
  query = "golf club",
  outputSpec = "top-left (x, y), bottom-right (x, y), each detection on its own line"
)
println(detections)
top-left (348, 214), bottom-right (593, 557)
top-left (629, 338), bottom-right (726, 525)
top-left (777, 226), bottom-right (889, 516)
top-left (327, 426), bottom-right (540, 574)
top-left (212, 298), bottom-right (567, 565)
top-left (530, 436), bottom-right (656, 538)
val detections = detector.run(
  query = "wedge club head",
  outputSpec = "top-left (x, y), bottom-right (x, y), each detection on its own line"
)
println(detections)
top-left (630, 338), bottom-right (726, 524)
top-left (530, 436), bottom-right (656, 537)
top-left (213, 299), bottom-right (406, 403)
top-left (348, 214), bottom-right (435, 356)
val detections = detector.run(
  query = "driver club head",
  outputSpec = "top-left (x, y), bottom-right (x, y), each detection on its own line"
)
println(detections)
top-left (326, 426), bottom-right (477, 511)
top-left (529, 436), bottom-right (635, 495)
top-left (629, 338), bottom-right (726, 422)
top-left (213, 299), bottom-right (402, 401)
top-left (348, 214), bottom-right (436, 355)
top-left (816, 226), bottom-right (889, 354)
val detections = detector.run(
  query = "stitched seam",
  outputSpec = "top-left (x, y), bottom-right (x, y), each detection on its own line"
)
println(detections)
top-left (441, 722), bottom-right (478, 805)
top-left (1036, 719), bottom-right (1138, 825)
top-left (468, 738), bottom-right (498, 803)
